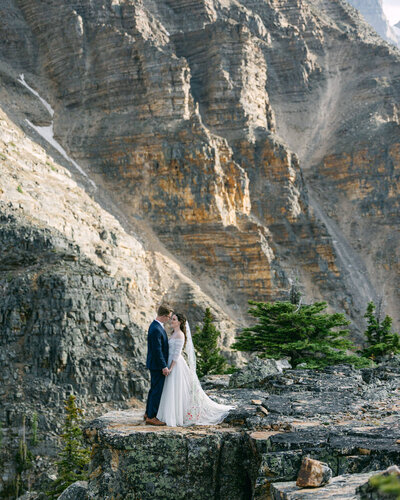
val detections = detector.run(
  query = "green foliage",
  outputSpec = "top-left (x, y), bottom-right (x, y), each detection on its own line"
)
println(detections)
top-left (15, 437), bottom-right (33, 475)
top-left (232, 300), bottom-right (371, 369)
top-left (369, 473), bottom-right (400, 499)
top-left (48, 395), bottom-right (90, 499)
top-left (17, 185), bottom-right (23, 193)
top-left (361, 302), bottom-right (400, 360)
top-left (14, 416), bottom-right (33, 498)
top-left (193, 308), bottom-right (230, 377)
top-left (31, 412), bottom-right (38, 446)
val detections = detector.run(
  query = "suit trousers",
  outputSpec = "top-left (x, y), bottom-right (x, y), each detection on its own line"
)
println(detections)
top-left (145, 369), bottom-right (165, 419)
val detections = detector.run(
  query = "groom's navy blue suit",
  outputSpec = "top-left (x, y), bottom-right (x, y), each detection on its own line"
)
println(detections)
top-left (145, 320), bottom-right (169, 419)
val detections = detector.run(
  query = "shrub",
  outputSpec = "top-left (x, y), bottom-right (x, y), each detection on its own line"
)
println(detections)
top-left (369, 472), bottom-right (400, 498)
top-left (232, 300), bottom-right (370, 369)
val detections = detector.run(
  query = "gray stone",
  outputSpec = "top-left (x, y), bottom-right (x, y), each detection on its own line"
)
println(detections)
top-left (57, 481), bottom-right (88, 500)
top-left (229, 357), bottom-right (291, 388)
top-left (271, 471), bottom-right (384, 499)
top-left (296, 457), bottom-right (332, 488)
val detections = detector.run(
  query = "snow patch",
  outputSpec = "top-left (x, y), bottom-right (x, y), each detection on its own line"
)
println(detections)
top-left (18, 74), bottom-right (96, 190)
top-left (18, 74), bottom-right (54, 118)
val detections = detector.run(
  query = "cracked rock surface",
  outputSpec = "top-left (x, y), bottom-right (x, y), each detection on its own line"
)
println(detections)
top-left (84, 358), bottom-right (400, 499)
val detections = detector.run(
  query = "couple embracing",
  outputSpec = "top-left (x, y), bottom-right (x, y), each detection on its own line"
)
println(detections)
top-left (145, 304), bottom-right (233, 426)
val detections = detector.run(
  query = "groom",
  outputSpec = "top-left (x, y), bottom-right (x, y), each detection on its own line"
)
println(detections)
top-left (144, 304), bottom-right (173, 426)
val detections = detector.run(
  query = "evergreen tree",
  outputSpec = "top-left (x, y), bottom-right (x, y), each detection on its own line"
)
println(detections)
top-left (361, 301), bottom-right (400, 360)
top-left (30, 412), bottom-right (38, 446)
top-left (15, 415), bottom-right (33, 498)
top-left (369, 472), bottom-right (400, 498)
top-left (48, 395), bottom-right (90, 499)
top-left (232, 300), bottom-right (370, 369)
top-left (193, 308), bottom-right (229, 377)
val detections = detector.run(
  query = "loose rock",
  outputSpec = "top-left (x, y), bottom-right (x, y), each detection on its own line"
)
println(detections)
top-left (296, 457), bottom-right (332, 488)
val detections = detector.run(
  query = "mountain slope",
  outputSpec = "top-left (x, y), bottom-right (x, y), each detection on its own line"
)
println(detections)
top-left (2, 0), bottom-right (398, 335)
top-left (347, 0), bottom-right (400, 47)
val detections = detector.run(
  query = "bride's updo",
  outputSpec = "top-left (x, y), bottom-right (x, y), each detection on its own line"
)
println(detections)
top-left (175, 312), bottom-right (187, 347)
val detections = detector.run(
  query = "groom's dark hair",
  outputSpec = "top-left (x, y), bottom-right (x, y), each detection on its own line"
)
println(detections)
top-left (157, 304), bottom-right (173, 317)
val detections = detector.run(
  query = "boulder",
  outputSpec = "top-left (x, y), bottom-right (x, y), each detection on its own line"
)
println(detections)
top-left (57, 481), bottom-right (88, 500)
top-left (229, 357), bottom-right (291, 388)
top-left (200, 374), bottom-right (231, 390)
top-left (296, 457), bottom-right (332, 488)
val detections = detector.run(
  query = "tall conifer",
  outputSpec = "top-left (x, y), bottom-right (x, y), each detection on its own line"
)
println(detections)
top-left (48, 395), bottom-right (90, 498)
top-left (193, 308), bottom-right (228, 377)
top-left (361, 301), bottom-right (400, 360)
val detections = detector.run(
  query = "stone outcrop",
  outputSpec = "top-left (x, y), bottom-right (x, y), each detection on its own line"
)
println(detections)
top-left (229, 356), bottom-right (291, 389)
top-left (271, 471), bottom-right (384, 500)
top-left (85, 410), bottom-right (251, 500)
top-left (82, 358), bottom-right (400, 499)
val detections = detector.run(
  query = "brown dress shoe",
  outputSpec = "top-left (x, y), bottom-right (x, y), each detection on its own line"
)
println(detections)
top-left (144, 413), bottom-right (148, 420)
top-left (145, 417), bottom-right (166, 426)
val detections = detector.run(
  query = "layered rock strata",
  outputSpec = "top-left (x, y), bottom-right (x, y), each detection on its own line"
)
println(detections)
top-left (1, 0), bottom-right (398, 331)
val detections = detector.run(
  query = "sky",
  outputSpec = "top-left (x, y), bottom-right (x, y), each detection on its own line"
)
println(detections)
top-left (382, 0), bottom-right (400, 26)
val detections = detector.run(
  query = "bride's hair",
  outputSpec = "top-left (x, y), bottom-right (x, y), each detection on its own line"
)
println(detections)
top-left (175, 312), bottom-right (187, 347)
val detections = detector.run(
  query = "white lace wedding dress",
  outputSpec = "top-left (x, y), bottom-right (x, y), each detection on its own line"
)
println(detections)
top-left (157, 336), bottom-right (233, 427)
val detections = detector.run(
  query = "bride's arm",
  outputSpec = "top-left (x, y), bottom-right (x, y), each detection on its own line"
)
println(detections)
top-left (169, 336), bottom-right (185, 372)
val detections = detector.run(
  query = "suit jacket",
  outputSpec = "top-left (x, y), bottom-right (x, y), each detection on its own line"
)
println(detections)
top-left (146, 320), bottom-right (169, 371)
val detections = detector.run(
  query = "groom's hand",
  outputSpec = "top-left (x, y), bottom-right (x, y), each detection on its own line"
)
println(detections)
top-left (162, 367), bottom-right (170, 376)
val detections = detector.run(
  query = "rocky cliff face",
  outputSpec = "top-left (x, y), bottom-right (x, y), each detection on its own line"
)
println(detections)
top-left (0, 106), bottom-right (238, 494)
top-left (347, 0), bottom-right (400, 47)
top-left (82, 358), bottom-right (400, 499)
top-left (2, 0), bottom-right (399, 334)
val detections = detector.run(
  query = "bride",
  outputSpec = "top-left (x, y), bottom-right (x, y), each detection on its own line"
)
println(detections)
top-left (156, 312), bottom-right (233, 427)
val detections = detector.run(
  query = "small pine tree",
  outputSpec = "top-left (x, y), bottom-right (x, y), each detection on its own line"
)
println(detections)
top-left (232, 300), bottom-right (370, 369)
top-left (193, 308), bottom-right (229, 377)
top-left (288, 276), bottom-right (302, 306)
top-left (48, 395), bottom-right (90, 499)
top-left (361, 301), bottom-right (400, 360)
top-left (30, 412), bottom-right (38, 446)
top-left (369, 472), bottom-right (400, 497)
top-left (15, 416), bottom-right (33, 498)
